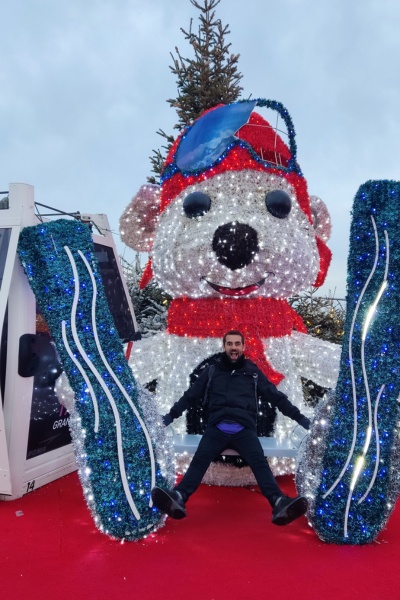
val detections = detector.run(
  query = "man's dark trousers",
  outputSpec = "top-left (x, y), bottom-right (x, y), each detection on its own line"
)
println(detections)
top-left (175, 426), bottom-right (283, 506)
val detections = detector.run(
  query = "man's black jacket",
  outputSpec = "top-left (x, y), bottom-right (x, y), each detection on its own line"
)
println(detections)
top-left (165, 353), bottom-right (308, 432)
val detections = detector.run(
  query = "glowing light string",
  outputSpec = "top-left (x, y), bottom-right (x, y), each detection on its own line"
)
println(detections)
top-left (61, 321), bottom-right (99, 432)
top-left (358, 385), bottom-right (385, 505)
top-left (63, 245), bottom-right (141, 521)
top-left (359, 228), bottom-right (389, 459)
top-left (344, 385), bottom-right (386, 536)
top-left (78, 249), bottom-right (156, 505)
top-left (344, 454), bottom-right (364, 538)
top-left (323, 215), bottom-right (380, 499)
top-left (344, 227), bottom-right (388, 536)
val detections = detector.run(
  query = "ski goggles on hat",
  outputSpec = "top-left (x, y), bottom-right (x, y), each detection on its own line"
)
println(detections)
top-left (160, 98), bottom-right (302, 183)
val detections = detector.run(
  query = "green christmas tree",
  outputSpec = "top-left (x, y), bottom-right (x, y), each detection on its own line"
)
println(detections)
top-left (148, 0), bottom-right (243, 184)
top-left (121, 255), bottom-right (171, 338)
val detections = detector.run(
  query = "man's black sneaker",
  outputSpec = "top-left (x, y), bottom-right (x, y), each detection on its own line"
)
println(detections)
top-left (151, 487), bottom-right (187, 520)
top-left (271, 495), bottom-right (308, 526)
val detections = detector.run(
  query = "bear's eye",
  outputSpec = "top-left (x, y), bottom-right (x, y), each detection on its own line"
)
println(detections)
top-left (183, 192), bottom-right (211, 218)
top-left (265, 190), bottom-right (292, 219)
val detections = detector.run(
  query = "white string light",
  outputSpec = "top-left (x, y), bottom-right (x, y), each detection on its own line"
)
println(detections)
top-left (323, 216), bottom-right (380, 499)
top-left (358, 385), bottom-right (385, 505)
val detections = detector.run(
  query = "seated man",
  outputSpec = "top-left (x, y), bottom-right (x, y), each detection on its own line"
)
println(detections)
top-left (151, 330), bottom-right (310, 526)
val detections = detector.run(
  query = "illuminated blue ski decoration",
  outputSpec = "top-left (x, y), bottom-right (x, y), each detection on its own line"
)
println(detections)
top-left (18, 219), bottom-right (174, 541)
top-left (297, 180), bottom-right (400, 544)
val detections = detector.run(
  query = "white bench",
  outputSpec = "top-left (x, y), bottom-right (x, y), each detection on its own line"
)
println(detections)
top-left (172, 434), bottom-right (300, 458)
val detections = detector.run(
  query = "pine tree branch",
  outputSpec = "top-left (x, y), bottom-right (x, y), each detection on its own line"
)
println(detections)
top-left (149, 0), bottom-right (243, 178)
top-left (167, 0), bottom-right (243, 129)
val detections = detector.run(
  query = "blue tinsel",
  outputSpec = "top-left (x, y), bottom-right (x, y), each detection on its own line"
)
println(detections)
top-left (309, 180), bottom-right (400, 544)
top-left (17, 219), bottom-right (170, 540)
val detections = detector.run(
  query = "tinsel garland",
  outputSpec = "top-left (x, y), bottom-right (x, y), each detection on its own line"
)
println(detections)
top-left (296, 180), bottom-right (400, 544)
top-left (17, 219), bottom-right (174, 541)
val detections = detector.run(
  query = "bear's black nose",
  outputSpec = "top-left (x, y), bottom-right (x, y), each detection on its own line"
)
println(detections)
top-left (212, 221), bottom-right (259, 271)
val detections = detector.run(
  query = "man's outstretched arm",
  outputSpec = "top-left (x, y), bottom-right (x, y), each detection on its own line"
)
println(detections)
top-left (162, 367), bottom-right (210, 426)
top-left (256, 368), bottom-right (310, 430)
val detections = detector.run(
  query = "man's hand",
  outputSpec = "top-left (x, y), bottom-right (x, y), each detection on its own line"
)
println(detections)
top-left (162, 414), bottom-right (173, 427)
top-left (298, 416), bottom-right (310, 431)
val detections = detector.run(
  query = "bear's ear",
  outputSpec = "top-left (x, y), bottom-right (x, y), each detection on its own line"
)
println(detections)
top-left (309, 195), bottom-right (332, 287)
top-left (119, 184), bottom-right (161, 252)
top-left (309, 195), bottom-right (332, 242)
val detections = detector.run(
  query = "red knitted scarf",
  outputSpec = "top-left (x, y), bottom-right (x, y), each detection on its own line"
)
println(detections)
top-left (167, 298), bottom-right (307, 385)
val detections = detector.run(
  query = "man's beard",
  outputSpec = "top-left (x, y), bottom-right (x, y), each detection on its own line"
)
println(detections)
top-left (226, 349), bottom-right (242, 363)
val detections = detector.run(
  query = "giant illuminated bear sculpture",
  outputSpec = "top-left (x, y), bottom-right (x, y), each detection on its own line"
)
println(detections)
top-left (120, 99), bottom-right (341, 477)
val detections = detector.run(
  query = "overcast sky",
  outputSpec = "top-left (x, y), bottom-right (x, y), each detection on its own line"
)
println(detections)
top-left (2, 0), bottom-right (400, 298)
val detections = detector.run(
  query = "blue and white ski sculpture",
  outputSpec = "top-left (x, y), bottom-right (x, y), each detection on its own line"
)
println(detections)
top-left (18, 219), bottom-right (174, 541)
top-left (297, 180), bottom-right (400, 544)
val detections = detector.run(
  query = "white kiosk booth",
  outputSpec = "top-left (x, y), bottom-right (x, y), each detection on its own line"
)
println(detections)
top-left (0, 184), bottom-right (139, 501)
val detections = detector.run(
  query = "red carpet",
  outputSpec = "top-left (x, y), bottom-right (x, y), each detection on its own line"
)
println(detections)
top-left (0, 472), bottom-right (398, 600)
